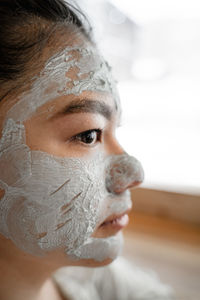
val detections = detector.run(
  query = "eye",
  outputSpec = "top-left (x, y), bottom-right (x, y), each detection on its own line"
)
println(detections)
top-left (72, 129), bottom-right (102, 145)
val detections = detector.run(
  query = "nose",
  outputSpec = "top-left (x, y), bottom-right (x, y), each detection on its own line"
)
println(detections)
top-left (105, 153), bottom-right (144, 194)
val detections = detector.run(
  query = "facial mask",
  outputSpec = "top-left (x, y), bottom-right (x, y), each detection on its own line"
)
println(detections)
top-left (5, 44), bottom-right (120, 123)
top-left (0, 42), bottom-right (144, 261)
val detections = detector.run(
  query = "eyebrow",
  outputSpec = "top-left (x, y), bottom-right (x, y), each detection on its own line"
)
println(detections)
top-left (53, 98), bottom-right (115, 120)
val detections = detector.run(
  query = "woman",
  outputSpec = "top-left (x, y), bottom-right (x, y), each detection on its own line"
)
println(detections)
top-left (0, 1), bottom-right (171, 300)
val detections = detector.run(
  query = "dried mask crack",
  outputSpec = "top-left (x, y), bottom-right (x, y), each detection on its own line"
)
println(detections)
top-left (0, 42), bottom-right (144, 262)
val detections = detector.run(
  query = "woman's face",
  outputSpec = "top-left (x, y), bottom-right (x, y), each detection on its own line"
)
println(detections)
top-left (0, 38), bottom-right (144, 266)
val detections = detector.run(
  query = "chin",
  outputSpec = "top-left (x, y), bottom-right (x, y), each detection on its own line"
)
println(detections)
top-left (43, 247), bottom-right (119, 270)
top-left (69, 231), bottom-right (124, 268)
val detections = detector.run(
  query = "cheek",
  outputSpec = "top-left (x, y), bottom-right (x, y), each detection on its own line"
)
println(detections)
top-left (33, 176), bottom-right (101, 255)
top-left (0, 139), bottom-right (107, 256)
top-left (5, 195), bottom-right (46, 254)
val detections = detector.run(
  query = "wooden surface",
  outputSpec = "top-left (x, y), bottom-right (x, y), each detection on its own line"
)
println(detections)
top-left (131, 188), bottom-right (200, 225)
top-left (127, 210), bottom-right (200, 246)
top-left (123, 211), bottom-right (200, 300)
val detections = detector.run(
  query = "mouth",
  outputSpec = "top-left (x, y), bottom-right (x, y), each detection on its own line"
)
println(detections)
top-left (99, 210), bottom-right (130, 231)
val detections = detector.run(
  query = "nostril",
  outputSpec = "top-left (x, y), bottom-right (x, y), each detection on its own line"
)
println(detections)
top-left (127, 180), bottom-right (142, 190)
top-left (105, 153), bottom-right (144, 195)
top-left (112, 181), bottom-right (142, 194)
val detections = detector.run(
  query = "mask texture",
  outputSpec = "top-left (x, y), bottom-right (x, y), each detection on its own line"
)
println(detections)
top-left (0, 43), bottom-right (144, 261)
top-left (5, 45), bottom-right (120, 123)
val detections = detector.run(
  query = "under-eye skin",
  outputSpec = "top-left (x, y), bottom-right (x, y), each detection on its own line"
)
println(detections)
top-left (71, 129), bottom-right (102, 146)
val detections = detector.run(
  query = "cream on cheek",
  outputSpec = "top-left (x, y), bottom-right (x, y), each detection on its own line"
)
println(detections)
top-left (0, 119), bottom-right (110, 259)
top-left (0, 44), bottom-right (144, 262)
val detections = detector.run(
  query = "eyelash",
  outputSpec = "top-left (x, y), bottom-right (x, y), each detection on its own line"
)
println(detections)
top-left (71, 129), bottom-right (102, 146)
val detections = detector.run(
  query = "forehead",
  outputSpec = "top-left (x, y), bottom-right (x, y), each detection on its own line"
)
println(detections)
top-left (5, 42), bottom-right (120, 123)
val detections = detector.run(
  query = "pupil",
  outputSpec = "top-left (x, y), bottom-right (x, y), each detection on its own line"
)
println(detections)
top-left (83, 131), bottom-right (95, 144)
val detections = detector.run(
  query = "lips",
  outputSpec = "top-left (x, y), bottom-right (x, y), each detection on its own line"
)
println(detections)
top-left (100, 210), bottom-right (130, 229)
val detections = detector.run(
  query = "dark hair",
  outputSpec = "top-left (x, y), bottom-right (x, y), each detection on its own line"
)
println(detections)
top-left (0, 0), bottom-right (92, 100)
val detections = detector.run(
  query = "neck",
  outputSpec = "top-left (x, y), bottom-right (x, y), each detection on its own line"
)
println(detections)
top-left (0, 235), bottom-right (67, 300)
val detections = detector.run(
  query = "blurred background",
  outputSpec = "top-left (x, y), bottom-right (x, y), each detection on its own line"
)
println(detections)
top-left (79, 0), bottom-right (200, 195)
top-left (77, 0), bottom-right (200, 299)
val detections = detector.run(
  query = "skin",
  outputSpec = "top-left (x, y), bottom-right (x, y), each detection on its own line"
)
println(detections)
top-left (0, 35), bottom-right (142, 300)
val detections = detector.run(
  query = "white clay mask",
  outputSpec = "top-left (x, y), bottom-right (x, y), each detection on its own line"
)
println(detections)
top-left (0, 41), bottom-right (144, 262)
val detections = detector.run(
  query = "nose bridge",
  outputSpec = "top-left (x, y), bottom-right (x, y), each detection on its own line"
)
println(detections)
top-left (105, 137), bottom-right (125, 156)
top-left (105, 153), bottom-right (144, 194)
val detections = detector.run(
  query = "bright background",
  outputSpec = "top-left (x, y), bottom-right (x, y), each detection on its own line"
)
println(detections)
top-left (79, 0), bottom-right (200, 194)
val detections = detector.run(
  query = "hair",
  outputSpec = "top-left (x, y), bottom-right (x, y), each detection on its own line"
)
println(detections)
top-left (0, 0), bottom-right (92, 101)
